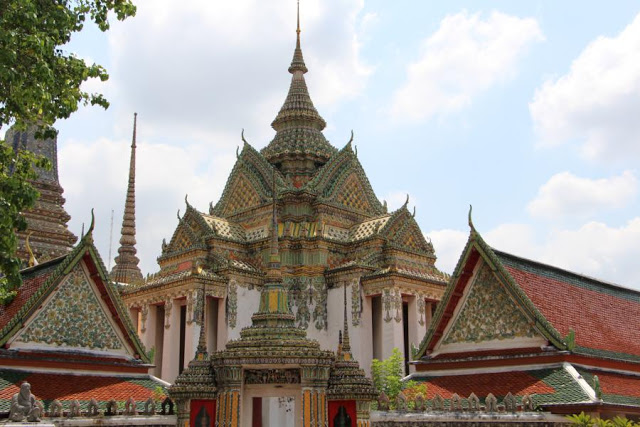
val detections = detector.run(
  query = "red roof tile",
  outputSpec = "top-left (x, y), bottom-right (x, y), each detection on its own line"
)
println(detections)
top-left (0, 259), bottom-right (62, 332)
top-left (502, 260), bottom-right (640, 359)
top-left (0, 369), bottom-right (166, 413)
top-left (416, 371), bottom-right (554, 399)
top-left (577, 369), bottom-right (640, 398)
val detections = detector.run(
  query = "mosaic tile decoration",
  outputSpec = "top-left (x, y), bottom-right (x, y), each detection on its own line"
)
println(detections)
top-left (15, 264), bottom-right (125, 351)
top-left (443, 263), bottom-right (538, 344)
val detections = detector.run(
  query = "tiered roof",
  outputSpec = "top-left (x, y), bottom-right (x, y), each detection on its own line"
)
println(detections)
top-left (327, 285), bottom-right (377, 401)
top-left (261, 6), bottom-right (336, 168)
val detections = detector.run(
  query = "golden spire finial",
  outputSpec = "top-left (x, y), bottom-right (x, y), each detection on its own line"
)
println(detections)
top-left (26, 232), bottom-right (38, 267)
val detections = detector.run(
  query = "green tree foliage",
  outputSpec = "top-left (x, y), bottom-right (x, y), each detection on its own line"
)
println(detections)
top-left (0, 0), bottom-right (136, 302)
top-left (371, 348), bottom-right (405, 402)
top-left (567, 412), bottom-right (638, 427)
top-left (0, 145), bottom-right (47, 303)
top-left (371, 348), bottom-right (429, 410)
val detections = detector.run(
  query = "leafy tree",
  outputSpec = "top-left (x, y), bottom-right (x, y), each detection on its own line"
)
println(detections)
top-left (371, 347), bottom-right (427, 410)
top-left (0, 0), bottom-right (136, 302)
top-left (371, 348), bottom-right (405, 402)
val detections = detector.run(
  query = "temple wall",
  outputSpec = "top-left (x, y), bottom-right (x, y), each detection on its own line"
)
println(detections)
top-left (230, 285), bottom-right (260, 342)
top-left (371, 411), bottom-right (570, 426)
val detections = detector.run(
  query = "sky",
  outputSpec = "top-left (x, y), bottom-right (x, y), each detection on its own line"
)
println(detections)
top-left (45, 0), bottom-right (640, 290)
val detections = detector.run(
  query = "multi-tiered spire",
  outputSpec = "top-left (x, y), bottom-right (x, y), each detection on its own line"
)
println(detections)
top-left (110, 113), bottom-right (143, 284)
top-left (261, 1), bottom-right (336, 184)
top-left (4, 124), bottom-right (77, 264)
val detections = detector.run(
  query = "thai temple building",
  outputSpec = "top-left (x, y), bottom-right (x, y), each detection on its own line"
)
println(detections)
top-left (170, 188), bottom-right (377, 427)
top-left (119, 5), bottom-right (448, 385)
top-left (4, 2), bottom-right (640, 426)
top-left (408, 211), bottom-right (640, 420)
top-left (4, 125), bottom-right (77, 264)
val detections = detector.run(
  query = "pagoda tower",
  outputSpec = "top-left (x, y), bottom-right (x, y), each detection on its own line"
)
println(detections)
top-left (4, 125), bottom-right (77, 264)
top-left (110, 113), bottom-right (144, 284)
top-left (123, 3), bottom-right (448, 384)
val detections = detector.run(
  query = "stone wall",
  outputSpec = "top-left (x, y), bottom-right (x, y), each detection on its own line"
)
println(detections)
top-left (371, 411), bottom-right (570, 426)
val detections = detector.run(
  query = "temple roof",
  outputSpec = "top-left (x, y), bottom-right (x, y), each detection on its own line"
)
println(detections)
top-left (0, 368), bottom-right (167, 414)
top-left (496, 249), bottom-right (640, 363)
top-left (410, 366), bottom-right (590, 407)
top-left (0, 225), bottom-right (149, 364)
top-left (416, 216), bottom-right (640, 364)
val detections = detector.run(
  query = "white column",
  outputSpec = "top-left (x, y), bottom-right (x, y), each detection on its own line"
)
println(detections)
top-left (161, 298), bottom-right (181, 383)
top-left (206, 296), bottom-right (219, 353)
top-left (359, 295), bottom-right (374, 376)
top-left (407, 294), bottom-right (426, 374)
top-left (139, 304), bottom-right (155, 351)
top-left (217, 297), bottom-right (228, 350)
top-left (380, 289), bottom-right (404, 361)
top-left (184, 316), bottom-right (197, 368)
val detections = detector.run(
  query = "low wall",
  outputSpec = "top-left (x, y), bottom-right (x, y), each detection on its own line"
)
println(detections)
top-left (371, 411), bottom-right (570, 426)
top-left (0, 415), bottom-right (177, 426)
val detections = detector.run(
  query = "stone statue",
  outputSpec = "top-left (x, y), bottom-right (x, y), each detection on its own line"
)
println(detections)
top-left (9, 382), bottom-right (41, 422)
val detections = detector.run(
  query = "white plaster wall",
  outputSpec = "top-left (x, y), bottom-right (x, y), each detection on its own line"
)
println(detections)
top-left (229, 286), bottom-right (261, 341)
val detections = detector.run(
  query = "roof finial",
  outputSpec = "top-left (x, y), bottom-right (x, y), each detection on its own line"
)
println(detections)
top-left (297, 0), bottom-right (301, 37)
top-left (468, 204), bottom-right (475, 231)
top-left (110, 113), bottom-right (143, 284)
top-left (288, 0), bottom-right (307, 74)
top-left (25, 232), bottom-right (38, 267)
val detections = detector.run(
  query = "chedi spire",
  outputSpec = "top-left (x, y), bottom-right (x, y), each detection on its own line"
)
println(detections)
top-left (110, 113), bottom-right (143, 284)
top-left (261, 0), bottom-right (337, 186)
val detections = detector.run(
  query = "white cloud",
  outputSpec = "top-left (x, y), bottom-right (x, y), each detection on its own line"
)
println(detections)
top-left (428, 218), bottom-right (640, 290)
top-left (427, 229), bottom-right (468, 274)
top-left (59, 136), bottom-right (235, 274)
top-left (527, 171), bottom-right (638, 219)
top-left (391, 10), bottom-right (543, 122)
top-left (530, 13), bottom-right (640, 162)
top-left (107, 0), bottom-right (372, 145)
top-left (485, 220), bottom-right (640, 290)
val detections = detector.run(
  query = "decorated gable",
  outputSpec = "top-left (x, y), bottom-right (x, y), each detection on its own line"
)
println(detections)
top-left (382, 210), bottom-right (434, 255)
top-left (310, 145), bottom-right (384, 216)
top-left (436, 261), bottom-right (545, 355)
top-left (10, 262), bottom-right (130, 355)
top-left (165, 220), bottom-right (205, 254)
top-left (212, 143), bottom-right (282, 217)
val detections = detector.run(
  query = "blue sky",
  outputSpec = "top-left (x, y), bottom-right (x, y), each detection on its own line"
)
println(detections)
top-left (52, 0), bottom-right (640, 289)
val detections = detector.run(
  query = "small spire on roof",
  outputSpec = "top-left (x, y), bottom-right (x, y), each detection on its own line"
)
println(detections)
top-left (195, 285), bottom-right (208, 360)
top-left (339, 282), bottom-right (352, 359)
top-left (289, 0), bottom-right (307, 74)
top-left (25, 233), bottom-right (38, 267)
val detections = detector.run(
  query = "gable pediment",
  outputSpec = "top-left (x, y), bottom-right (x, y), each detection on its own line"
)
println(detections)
top-left (308, 145), bottom-right (384, 216)
top-left (384, 213), bottom-right (434, 255)
top-left (11, 262), bottom-right (129, 354)
top-left (435, 261), bottom-right (545, 355)
top-left (212, 143), bottom-right (284, 217)
top-left (166, 221), bottom-right (204, 253)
